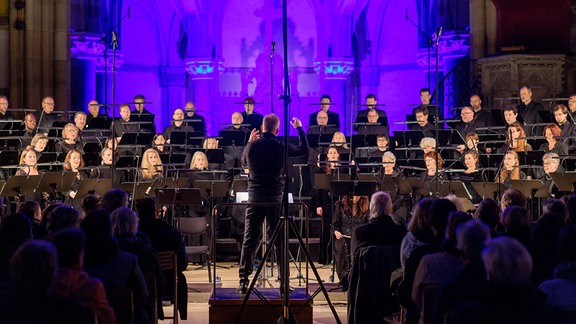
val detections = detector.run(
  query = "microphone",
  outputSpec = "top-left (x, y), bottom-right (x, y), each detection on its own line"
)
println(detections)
top-left (271, 41), bottom-right (276, 52)
top-left (435, 26), bottom-right (442, 45)
top-left (111, 31), bottom-right (118, 49)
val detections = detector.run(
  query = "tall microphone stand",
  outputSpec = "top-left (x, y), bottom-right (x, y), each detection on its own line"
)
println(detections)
top-left (270, 41), bottom-right (276, 114)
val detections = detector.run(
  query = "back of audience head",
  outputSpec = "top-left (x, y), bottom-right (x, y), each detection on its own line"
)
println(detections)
top-left (531, 213), bottom-right (564, 243)
top-left (456, 220), bottom-right (490, 262)
top-left (17, 200), bottom-right (41, 223)
top-left (369, 191), bottom-right (393, 220)
top-left (102, 189), bottom-right (129, 214)
top-left (407, 198), bottom-right (433, 232)
top-left (542, 198), bottom-right (568, 224)
top-left (557, 223), bottom-right (576, 261)
top-left (564, 193), bottom-right (576, 224)
top-left (446, 211), bottom-right (473, 240)
top-left (81, 194), bottom-right (102, 217)
top-left (81, 209), bottom-right (117, 265)
top-left (111, 207), bottom-right (139, 237)
top-left (501, 188), bottom-right (527, 210)
top-left (47, 206), bottom-right (80, 234)
top-left (10, 240), bottom-right (57, 297)
top-left (445, 194), bottom-right (465, 212)
top-left (430, 198), bottom-right (457, 237)
top-left (0, 214), bottom-right (32, 270)
top-left (135, 196), bottom-right (158, 222)
top-left (51, 228), bottom-right (85, 269)
top-left (475, 198), bottom-right (500, 231)
top-left (482, 236), bottom-right (532, 284)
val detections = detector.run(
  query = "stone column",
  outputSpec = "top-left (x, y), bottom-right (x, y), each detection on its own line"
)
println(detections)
top-left (158, 66), bottom-right (187, 132)
top-left (185, 58), bottom-right (224, 136)
top-left (70, 32), bottom-right (104, 110)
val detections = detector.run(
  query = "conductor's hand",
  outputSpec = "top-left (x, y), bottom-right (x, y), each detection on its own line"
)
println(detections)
top-left (290, 117), bottom-right (302, 128)
top-left (316, 207), bottom-right (323, 216)
top-left (248, 128), bottom-right (260, 143)
top-left (334, 230), bottom-right (343, 240)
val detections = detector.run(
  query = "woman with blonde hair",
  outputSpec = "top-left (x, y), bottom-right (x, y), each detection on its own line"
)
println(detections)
top-left (202, 137), bottom-right (219, 149)
top-left (16, 148), bottom-right (40, 176)
top-left (28, 134), bottom-right (49, 158)
top-left (55, 123), bottom-right (83, 154)
top-left (190, 151), bottom-right (209, 170)
top-left (140, 148), bottom-right (163, 180)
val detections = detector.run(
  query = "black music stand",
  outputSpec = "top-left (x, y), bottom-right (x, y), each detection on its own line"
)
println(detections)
top-left (159, 153), bottom-right (187, 166)
top-left (87, 116), bottom-right (112, 129)
top-left (479, 153), bottom-right (504, 169)
top-left (205, 149), bottom-right (225, 164)
top-left (392, 176), bottom-right (412, 195)
top-left (508, 180), bottom-right (547, 198)
top-left (118, 132), bottom-right (154, 146)
top-left (193, 180), bottom-right (229, 200)
top-left (120, 181), bottom-right (157, 200)
top-left (231, 178), bottom-right (248, 193)
top-left (218, 130), bottom-right (249, 146)
top-left (550, 172), bottom-right (576, 192)
top-left (37, 152), bottom-right (59, 164)
top-left (393, 130), bottom-right (425, 147)
top-left (162, 177), bottom-right (189, 189)
top-left (1, 175), bottom-right (41, 198)
top-left (76, 178), bottom-right (113, 198)
top-left (306, 134), bottom-right (333, 148)
top-left (313, 173), bottom-right (332, 190)
top-left (407, 177), bottom-right (429, 196)
top-left (436, 180), bottom-right (473, 199)
top-left (357, 173), bottom-right (380, 183)
top-left (155, 187), bottom-right (202, 207)
top-left (0, 151), bottom-right (19, 166)
top-left (37, 172), bottom-right (77, 199)
top-left (115, 156), bottom-right (139, 168)
top-left (471, 182), bottom-right (502, 200)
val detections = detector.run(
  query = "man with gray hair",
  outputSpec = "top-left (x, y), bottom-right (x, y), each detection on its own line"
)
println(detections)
top-left (351, 191), bottom-right (405, 253)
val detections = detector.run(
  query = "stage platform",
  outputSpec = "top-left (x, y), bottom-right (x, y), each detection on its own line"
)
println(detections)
top-left (208, 287), bottom-right (313, 323)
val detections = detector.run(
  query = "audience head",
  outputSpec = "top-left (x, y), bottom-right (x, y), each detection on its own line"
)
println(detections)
top-left (407, 198), bottom-right (433, 233)
top-left (110, 207), bottom-right (139, 237)
top-left (47, 206), bottom-right (80, 234)
top-left (456, 220), bottom-right (490, 262)
top-left (482, 236), bottom-right (532, 284)
top-left (10, 240), bottom-right (57, 297)
top-left (475, 198), bottom-right (501, 231)
top-left (51, 228), bottom-right (85, 269)
top-left (101, 189), bottom-right (129, 214)
top-left (81, 194), bottom-right (102, 216)
top-left (430, 198), bottom-right (457, 236)
top-left (81, 209), bottom-right (117, 266)
top-left (557, 224), bottom-right (576, 261)
top-left (17, 200), bottom-right (41, 224)
top-left (369, 191), bottom-right (393, 220)
top-left (500, 206), bottom-right (531, 243)
top-left (501, 188), bottom-right (527, 210)
top-left (542, 198), bottom-right (568, 223)
top-left (135, 197), bottom-right (158, 222)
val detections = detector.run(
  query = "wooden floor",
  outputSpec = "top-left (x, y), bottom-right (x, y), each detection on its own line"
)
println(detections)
top-left (159, 261), bottom-right (349, 323)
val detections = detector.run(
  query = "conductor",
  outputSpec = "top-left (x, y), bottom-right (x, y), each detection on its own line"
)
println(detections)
top-left (237, 113), bottom-right (309, 294)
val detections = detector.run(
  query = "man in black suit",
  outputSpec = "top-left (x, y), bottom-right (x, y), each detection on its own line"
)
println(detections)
top-left (309, 94), bottom-right (340, 129)
top-left (409, 106), bottom-right (437, 137)
top-left (470, 95), bottom-right (495, 129)
top-left (184, 101), bottom-right (206, 136)
top-left (241, 97), bottom-right (264, 131)
top-left (517, 85), bottom-right (544, 135)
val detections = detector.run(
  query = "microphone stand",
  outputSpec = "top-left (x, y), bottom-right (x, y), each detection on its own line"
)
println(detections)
top-left (270, 41), bottom-right (276, 114)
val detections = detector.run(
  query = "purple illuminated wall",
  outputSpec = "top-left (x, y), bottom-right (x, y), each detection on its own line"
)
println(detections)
top-left (77, 0), bottom-right (468, 136)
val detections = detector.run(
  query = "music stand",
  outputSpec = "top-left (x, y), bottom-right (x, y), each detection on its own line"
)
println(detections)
top-left (205, 149), bottom-right (225, 164)
top-left (76, 178), bottom-right (113, 198)
top-left (393, 130), bottom-right (424, 147)
top-left (193, 180), bottom-right (230, 200)
top-left (357, 173), bottom-right (380, 183)
top-left (407, 177), bottom-right (429, 196)
top-left (218, 130), bottom-right (249, 146)
top-left (37, 152), bottom-right (59, 164)
top-left (471, 182), bottom-right (502, 200)
top-left (159, 153), bottom-right (187, 166)
top-left (231, 178), bottom-right (248, 193)
top-left (155, 188), bottom-right (202, 207)
top-left (435, 180), bottom-right (474, 200)
top-left (1, 175), bottom-right (41, 198)
top-left (87, 116), bottom-right (112, 129)
top-left (118, 132), bottom-right (153, 146)
top-left (313, 173), bottom-right (332, 190)
top-left (120, 181), bottom-right (157, 200)
top-left (162, 177), bottom-right (189, 189)
top-left (0, 151), bottom-right (19, 166)
top-left (306, 134), bottom-right (333, 148)
top-left (37, 171), bottom-right (77, 196)
top-left (549, 172), bottom-right (576, 192)
top-left (510, 180), bottom-right (550, 198)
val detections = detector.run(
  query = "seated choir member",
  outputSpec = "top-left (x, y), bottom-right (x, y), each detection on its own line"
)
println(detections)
top-left (190, 151), bottom-right (209, 170)
top-left (307, 110), bottom-right (338, 136)
top-left (495, 150), bottom-right (526, 184)
top-left (140, 148), bottom-right (163, 181)
top-left (241, 97), bottom-right (264, 131)
top-left (553, 104), bottom-right (576, 152)
top-left (409, 106), bottom-right (437, 137)
top-left (63, 149), bottom-right (89, 200)
top-left (539, 124), bottom-right (568, 155)
top-left (365, 134), bottom-right (389, 159)
top-left (330, 131), bottom-right (350, 156)
top-left (461, 150), bottom-right (482, 182)
top-left (314, 145), bottom-right (341, 265)
top-left (332, 195), bottom-right (368, 286)
top-left (203, 137), bottom-right (219, 149)
top-left (500, 121), bottom-right (531, 153)
top-left (28, 134), bottom-right (49, 160)
top-left (309, 94), bottom-right (340, 129)
top-left (152, 134), bottom-right (166, 153)
top-left (420, 151), bottom-right (445, 194)
top-left (381, 151), bottom-right (409, 225)
top-left (16, 148), bottom-right (40, 176)
top-left (91, 147), bottom-right (114, 179)
top-left (163, 108), bottom-right (194, 143)
top-left (540, 152), bottom-right (561, 196)
top-left (55, 123), bottom-right (84, 154)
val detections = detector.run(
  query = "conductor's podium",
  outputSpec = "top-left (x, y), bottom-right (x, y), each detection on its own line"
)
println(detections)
top-left (208, 287), bottom-right (313, 323)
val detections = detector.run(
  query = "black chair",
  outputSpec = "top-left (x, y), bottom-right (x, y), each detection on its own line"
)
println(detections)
top-left (179, 217), bottom-right (212, 283)
top-left (156, 251), bottom-right (179, 324)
